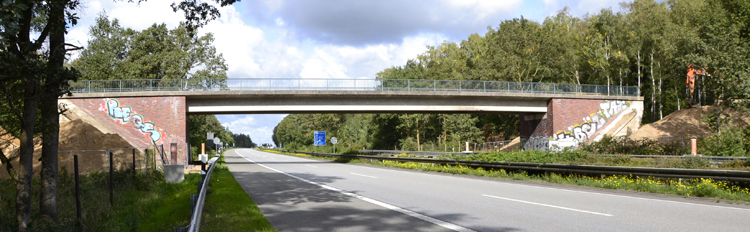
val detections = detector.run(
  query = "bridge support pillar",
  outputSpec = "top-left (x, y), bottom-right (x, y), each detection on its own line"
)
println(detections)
top-left (520, 98), bottom-right (643, 151)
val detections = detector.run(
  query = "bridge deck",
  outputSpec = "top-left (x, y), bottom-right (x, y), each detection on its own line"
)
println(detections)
top-left (66, 90), bottom-right (643, 114)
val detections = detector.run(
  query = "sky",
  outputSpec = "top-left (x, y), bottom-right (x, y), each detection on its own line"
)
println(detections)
top-left (68, 0), bottom-right (627, 146)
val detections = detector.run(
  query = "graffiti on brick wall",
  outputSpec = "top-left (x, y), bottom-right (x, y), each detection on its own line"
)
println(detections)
top-left (100, 99), bottom-right (167, 143)
top-left (552, 100), bottom-right (630, 149)
top-left (523, 136), bottom-right (550, 152)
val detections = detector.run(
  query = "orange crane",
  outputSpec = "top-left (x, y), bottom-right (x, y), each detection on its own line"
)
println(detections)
top-left (686, 64), bottom-right (712, 108)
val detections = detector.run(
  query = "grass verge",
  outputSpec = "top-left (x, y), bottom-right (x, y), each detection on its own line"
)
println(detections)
top-left (265, 149), bottom-right (750, 204)
top-left (1, 168), bottom-right (201, 231)
top-left (200, 165), bottom-right (274, 231)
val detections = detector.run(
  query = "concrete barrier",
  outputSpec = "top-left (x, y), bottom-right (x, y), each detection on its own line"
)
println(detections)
top-left (165, 164), bottom-right (185, 183)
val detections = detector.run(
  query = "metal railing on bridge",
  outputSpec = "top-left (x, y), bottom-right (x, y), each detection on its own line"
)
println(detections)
top-left (68, 78), bottom-right (640, 97)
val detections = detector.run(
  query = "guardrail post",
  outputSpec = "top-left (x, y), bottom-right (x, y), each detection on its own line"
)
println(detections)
top-left (434, 80), bottom-right (436, 91)
top-left (483, 81), bottom-right (486, 92)
top-left (88, 81), bottom-right (91, 93)
top-left (408, 80), bottom-right (410, 91)
top-left (553, 84), bottom-right (556, 94)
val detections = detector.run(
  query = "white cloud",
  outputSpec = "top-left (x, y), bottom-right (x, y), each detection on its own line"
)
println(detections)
top-left (219, 114), bottom-right (284, 145)
top-left (440, 0), bottom-right (523, 21)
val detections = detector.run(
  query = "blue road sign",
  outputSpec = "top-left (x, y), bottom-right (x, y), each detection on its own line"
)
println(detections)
top-left (314, 131), bottom-right (326, 146)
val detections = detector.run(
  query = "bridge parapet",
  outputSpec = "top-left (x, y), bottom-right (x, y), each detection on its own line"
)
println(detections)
top-left (68, 78), bottom-right (640, 97)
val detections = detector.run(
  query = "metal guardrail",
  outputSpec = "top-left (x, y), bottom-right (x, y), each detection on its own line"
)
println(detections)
top-left (359, 149), bottom-right (461, 157)
top-left (360, 150), bottom-right (749, 161)
top-left (288, 151), bottom-right (750, 183)
top-left (68, 78), bottom-right (640, 97)
top-left (175, 154), bottom-right (220, 232)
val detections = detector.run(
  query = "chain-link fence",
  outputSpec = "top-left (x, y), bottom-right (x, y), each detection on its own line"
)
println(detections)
top-left (473, 140), bottom-right (515, 152)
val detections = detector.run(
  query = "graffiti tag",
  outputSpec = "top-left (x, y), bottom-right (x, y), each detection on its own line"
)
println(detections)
top-left (103, 99), bottom-right (165, 143)
top-left (523, 136), bottom-right (550, 152)
top-left (553, 100), bottom-right (629, 146)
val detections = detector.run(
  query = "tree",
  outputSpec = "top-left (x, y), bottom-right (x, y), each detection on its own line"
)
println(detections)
top-left (73, 13), bottom-right (227, 82)
top-left (231, 133), bottom-right (256, 148)
top-left (1, 0), bottom-right (240, 230)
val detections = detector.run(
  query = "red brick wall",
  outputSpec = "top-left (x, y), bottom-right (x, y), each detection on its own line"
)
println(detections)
top-left (551, 99), bottom-right (606, 135)
top-left (522, 98), bottom-right (635, 151)
top-left (64, 97), bottom-right (188, 164)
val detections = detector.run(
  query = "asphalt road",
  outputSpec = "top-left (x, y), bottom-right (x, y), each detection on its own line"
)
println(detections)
top-left (225, 149), bottom-right (750, 232)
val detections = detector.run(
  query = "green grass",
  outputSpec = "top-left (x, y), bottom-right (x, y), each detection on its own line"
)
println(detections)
top-left (1, 149), bottom-right (274, 231)
top-left (442, 150), bottom-right (750, 170)
top-left (265, 149), bottom-right (750, 203)
top-left (0, 167), bottom-right (202, 231)
top-left (200, 165), bottom-right (274, 232)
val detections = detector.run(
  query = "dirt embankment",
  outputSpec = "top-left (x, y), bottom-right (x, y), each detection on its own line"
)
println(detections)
top-left (0, 119), bottom-right (140, 179)
top-left (629, 106), bottom-right (750, 141)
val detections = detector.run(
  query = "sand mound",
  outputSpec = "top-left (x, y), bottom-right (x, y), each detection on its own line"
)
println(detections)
top-left (629, 106), bottom-right (750, 140)
top-left (59, 119), bottom-right (134, 150)
top-left (1, 119), bottom-right (140, 179)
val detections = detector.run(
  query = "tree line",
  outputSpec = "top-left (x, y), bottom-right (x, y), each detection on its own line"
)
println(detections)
top-left (273, 0), bottom-right (750, 152)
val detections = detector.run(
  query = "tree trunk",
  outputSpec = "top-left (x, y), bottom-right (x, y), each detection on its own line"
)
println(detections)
top-left (415, 117), bottom-right (421, 151)
top-left (17, 78), bottom-right (39, 232)
top-left (619, 69), bottom-right (622, 94)
top-left (637, 50), bottom-right (641, 94)
top-left (39, 0), bottom-right (66, 222)
top-left (658, 61), bottom-right (663, 119)
top-left (650, 51), bottom-right (655, 122)
top-left (0, 149), bottom-right (15, 180)
top-left (674, 74), bottom-right (681, 111)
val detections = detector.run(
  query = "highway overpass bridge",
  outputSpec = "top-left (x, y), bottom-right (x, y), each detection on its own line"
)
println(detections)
top-left (61, 78), bottom-right (643, 161)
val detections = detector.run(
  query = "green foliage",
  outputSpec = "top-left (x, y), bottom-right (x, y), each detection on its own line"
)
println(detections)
top-left (578, 135), bottom-right (690, 156)
top-left (231, 133), bottom-right (256, 148)
top-left (189, 115), bottom-right (234, 154)
top-left (276, 0), bottom-right (750, 154)
top-left (700, 126), bottom-right (747, 157)
top-left (72, 12), bottom-right (227, 81)
top-left (273, 113), bottom-right (489, 152)
top-left (372, 0), bottom-right (750, 125)
top-left (0, 170), bottom-right (205, 231)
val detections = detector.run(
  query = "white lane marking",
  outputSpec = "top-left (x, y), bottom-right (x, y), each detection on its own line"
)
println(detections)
top-left (486, 181), bottom-right (750, 212)
top-left (482, 194), bottom-right (613, 217)
top-left (305, 164), bottom-right (318, 168)
top-left (239, 155), bottom-right (475, 232)
top-left (350, 173), bottom-right (378, 179)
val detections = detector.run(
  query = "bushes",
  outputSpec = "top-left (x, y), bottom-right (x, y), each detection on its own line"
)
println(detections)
top-left (578, 135), bottom-right (689, 156)
top-left (700, 126), bottom-right (748, 157)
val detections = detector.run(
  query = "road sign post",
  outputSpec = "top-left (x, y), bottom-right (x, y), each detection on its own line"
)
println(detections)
top-left (331, 137), bottom-right (338, 153)
top-left (213, 137), bottom-right (220, 155)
